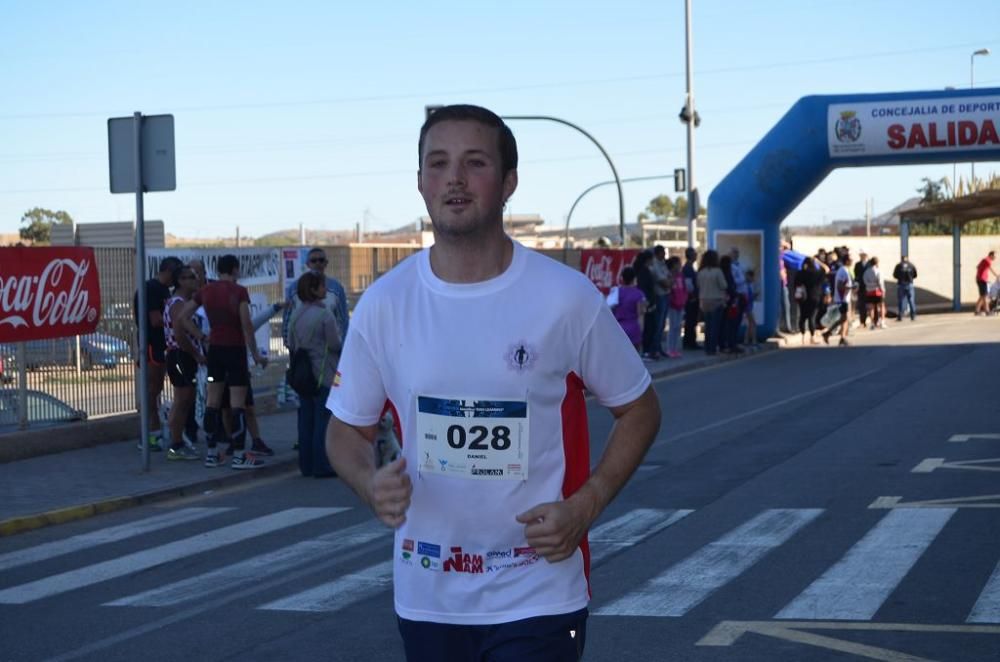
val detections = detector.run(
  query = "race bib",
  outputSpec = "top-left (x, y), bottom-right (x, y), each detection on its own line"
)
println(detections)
top-left (416, 396), bottom-right (528, 480)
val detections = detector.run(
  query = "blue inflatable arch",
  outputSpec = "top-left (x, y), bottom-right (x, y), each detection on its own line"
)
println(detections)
top-left (707, 86), bottom-right (1000, 337)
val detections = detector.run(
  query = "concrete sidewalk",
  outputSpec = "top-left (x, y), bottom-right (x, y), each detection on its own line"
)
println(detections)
top-left (0, 343), bottom-right (775, 537)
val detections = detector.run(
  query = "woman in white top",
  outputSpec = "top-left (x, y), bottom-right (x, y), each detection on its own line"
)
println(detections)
top-left (863, 256), bottom-right (886, 329)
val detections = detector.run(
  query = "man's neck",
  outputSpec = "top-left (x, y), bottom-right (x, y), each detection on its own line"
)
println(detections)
top-left (429, 230), bottom-right (513, 284)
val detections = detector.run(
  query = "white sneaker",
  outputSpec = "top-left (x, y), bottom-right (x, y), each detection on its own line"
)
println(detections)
top-left (231, 451), bottom-right (265, 470)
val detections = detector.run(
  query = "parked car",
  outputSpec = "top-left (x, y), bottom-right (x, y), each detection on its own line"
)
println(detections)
top-left (0, 388), bottom-right (87, 428)
top-left (0, 333), bottom-right (132, 371)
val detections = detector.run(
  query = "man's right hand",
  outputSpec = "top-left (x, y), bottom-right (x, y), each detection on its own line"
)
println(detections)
top-left (368, 457), bottom-right (412, 528)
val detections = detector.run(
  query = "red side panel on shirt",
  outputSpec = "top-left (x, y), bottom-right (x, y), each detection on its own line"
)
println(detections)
top-left (381, 399), bottom-right (402, 447)
top-left (561, 371), bottom-right (592, 597)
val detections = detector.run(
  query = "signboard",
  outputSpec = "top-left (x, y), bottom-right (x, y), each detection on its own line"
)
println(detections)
top-left (828, 96), bottom-right (1000, 158)
top-left (282, 247), bottom-right (311, 289)
top-left (146, 248), bottom-right (281, 286)
top-left (108, 114), bottom-right (177, 193)
top-left (580, 249), bottom-right (639, 295)
top-left (0, 247), bottom-right (102, 342)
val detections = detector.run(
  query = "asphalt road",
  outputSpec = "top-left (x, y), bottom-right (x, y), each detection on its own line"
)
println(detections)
top-left (1, 315), bottom-right (998, 661)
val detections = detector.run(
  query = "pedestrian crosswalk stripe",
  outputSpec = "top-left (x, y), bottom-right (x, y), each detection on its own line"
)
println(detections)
top-left (968, 560), bottom-right (1000, 623)
top-left (0, 508), bottom-right (234, 573)
top-left (589, 508), bottom-right (692, 565)
top-left (775, 508), bottom-right (956, 621)
top-left (105, 519), bottom-right (388, 607)
top-left (0, 507), bottom-right (346, 604)
top-left (260, 560), bottom-right (394, 613)
top-left (259, 508), bottom-right (690, 614)
top-left (595, 508), bottom-right (824, 617)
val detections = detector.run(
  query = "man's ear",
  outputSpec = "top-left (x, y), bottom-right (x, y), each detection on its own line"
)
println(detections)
top-left (502, 169), bottom-right (518, 203)
top-left (417, 170), bottom-right (423, 195)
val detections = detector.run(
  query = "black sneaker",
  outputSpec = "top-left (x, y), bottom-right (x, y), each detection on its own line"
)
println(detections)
top-left (251, 439), bottom-right (275, 457)
top-left (822, 332), bottom-right (830, 345)
top-left (839, 338), bottom-right (849, 347)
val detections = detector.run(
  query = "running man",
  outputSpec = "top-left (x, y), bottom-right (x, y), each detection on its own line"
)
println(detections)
top-left (326, 104), bottom-right (661, 661)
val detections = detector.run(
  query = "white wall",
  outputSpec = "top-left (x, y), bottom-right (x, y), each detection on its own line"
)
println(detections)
top-left (789, 234), bottom-right (1000, 305)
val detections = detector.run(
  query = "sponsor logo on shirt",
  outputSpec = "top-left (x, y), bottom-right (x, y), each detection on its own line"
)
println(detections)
top-left (402, 539), bottom-right (414, 552)
top-left (505, 341), bottom-right (538, 373)
top-left (417, 542), bottom-right (441, 558)
top-left (443, 546), bottom-right (484, 574)
top-left (471, 466), bottom-right (503, 477)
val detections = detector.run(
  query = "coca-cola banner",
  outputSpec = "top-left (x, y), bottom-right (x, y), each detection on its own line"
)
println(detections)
top-left (580, 249), bottom-right (638, 295)
top-left (0, 247), bottom-right (101, 343)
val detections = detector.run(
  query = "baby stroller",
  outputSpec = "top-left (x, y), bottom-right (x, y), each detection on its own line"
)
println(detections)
top-left (989, 279), bottom-right (1000, 316)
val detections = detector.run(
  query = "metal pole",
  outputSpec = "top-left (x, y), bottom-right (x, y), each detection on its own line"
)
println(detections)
top-left (133, 111), bottom-right (151, 472)
top-left (16, 342), bottom-right (26, 431)
top-left (563, 175), bottom-right (673, 262)
top-left (971, 54), bottom-right (976, 183)
top-left (951, 218), bottom-right (961, 312)
top-left (684, 0), bottom-right (698, 249)
top-left (503, 115), bottom-right (627, 247)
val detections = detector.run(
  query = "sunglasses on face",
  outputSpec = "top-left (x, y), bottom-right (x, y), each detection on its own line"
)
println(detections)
top-left (309, 257), bottom-right (327, 264)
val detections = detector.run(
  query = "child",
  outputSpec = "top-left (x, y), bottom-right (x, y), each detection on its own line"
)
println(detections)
top-left (611, 266), bottom-right (646, 354)
top-left (744, 268), bottom-right (759, 348)
top-left (664, 256), bottom-right (687, 358)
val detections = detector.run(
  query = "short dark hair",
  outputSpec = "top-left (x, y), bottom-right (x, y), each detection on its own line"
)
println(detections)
top-left (666, 256), bottom-right (681, 270)
top-left (217, 254), bottom-right (239, 275)
top-left (653, 245), bottom-right (666, 256)
top-left (419, 104), bottom-right (518, 177)
top-left (621, 266), bottom-right (636, 284)
top-left (685, 247), bottom-right (697, 261)
top-left (297, 271), bottom-right (325, 302)
top-left (171, 265), bottom-right (194, 288)
top-left (158, 257), bottom-right (182, 274)
top-left (699, 249), bottom-right (719, 270)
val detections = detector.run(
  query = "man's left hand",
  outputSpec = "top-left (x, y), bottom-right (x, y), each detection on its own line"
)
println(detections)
top-left (516, 498), bottom-right (593, 563)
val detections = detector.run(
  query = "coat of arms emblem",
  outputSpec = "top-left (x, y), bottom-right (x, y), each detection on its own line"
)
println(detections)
top-left (835, 110), bottom-right (862, 143)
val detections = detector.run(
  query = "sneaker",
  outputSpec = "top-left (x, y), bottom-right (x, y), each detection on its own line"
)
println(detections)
top-left (167, 445), bottom-right (200, 461)
top-left (251, 438), bottom-right (275, 457)
top-left (204, 451), bottom-right (223, 468)
top-left (822, 332), bottom-right (830, 345)
top-left (879, 321), bottom-right (886, 329)
top-left (231, 452), bottom-right (266, 470)
top-left (138, 434), bottom-right (163, 451)
top-left (839, 338), bottom-right (849, 347)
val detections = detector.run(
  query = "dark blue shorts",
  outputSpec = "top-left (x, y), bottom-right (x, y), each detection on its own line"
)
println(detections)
top-left (397, 608), bottom-right (587, 662)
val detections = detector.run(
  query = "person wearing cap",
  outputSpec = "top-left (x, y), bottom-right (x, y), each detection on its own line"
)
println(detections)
top-left (853, 249), bottom-right (870, 327)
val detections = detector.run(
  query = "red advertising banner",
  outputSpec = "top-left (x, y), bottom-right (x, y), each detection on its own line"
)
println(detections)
top-left (580, 249), bottom-right (639, 295)
top-left (0, 247), bottom-right (102, 342)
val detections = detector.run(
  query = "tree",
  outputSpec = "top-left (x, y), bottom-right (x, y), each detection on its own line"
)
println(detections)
top-left (645, 194), bottom-right (674, 220)
top-left (917, 177), bottom-right (947, 205)
top-left (19, 207), bottom-right (73, 245)
top-left (673, 196), bottom-right (688, 219)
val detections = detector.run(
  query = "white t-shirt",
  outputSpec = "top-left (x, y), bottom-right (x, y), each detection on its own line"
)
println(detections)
top-left (328, 239), bottom-right (650, 625)
top-left (834, 265), bottom-right (853, 305)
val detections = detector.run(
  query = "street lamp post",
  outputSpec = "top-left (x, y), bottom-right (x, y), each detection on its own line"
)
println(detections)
top-left (562, 174), bottom-right (674, 262)
top-left (683, 0), bottom-right (698, 249)
top-left (971, 48), bottom-right (990, 184)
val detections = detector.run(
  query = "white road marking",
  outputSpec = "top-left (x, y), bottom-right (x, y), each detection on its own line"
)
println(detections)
top-left (259, 559), bottom-right (394, 613)
top-left (658, 369), bottom-right (880, 444)
top-left (260, 508), bottom-right (691, 613)
top-left (968, 560), bottom-right (1000, 623)
top-left (775, 508), bottom-right (955, 621)
top-left (595, 508), bottom-right (823, 617)
top-left (949, 434), bottom-right (1000, 442)
top-left (870, 494), bottom-right (1000, 509)
top-left (0, 508), bottom-right (233, 572)
top-left (911, 458), bottom-right (944, 473)
top-left (105, 519), bottom-right (387, 607)
top-left (0, 507), bottom-right (345, 604)
top-left (589, 508), bottom-right (692, 565)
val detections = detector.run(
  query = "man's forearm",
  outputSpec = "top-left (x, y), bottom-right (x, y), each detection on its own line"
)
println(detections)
top-left (327, 417), bottom-right (377, 507)
top-left (570, 386), bottom-right (661, 523)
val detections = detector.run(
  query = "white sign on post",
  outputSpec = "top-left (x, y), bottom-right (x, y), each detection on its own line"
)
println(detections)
top-left (108, 114), bottom-right (176, 193)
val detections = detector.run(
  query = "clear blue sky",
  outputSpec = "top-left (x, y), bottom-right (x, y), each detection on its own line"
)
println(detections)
top-left (2, 0), bottom-right (998, 240)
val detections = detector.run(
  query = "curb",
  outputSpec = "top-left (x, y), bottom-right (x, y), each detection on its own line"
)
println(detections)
top-left (0, 456), bottom-right (298, 537)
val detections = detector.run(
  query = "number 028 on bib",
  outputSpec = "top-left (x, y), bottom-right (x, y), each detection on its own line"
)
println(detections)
top-left (416, 396), bottom-right (528, 480)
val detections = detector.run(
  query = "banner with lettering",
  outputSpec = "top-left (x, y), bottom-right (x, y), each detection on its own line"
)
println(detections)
top-left (580, 249), bottom-right (639, 295)
top-left (146, 248), bottom-right (281, 286)
top-left (829, 96), bottom-right (1000, 158)
top-left (0, 247), bottom-right (102, 342)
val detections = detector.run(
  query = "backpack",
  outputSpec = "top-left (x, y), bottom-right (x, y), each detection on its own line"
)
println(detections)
top-left (286, 309), bottom-right (327, 398)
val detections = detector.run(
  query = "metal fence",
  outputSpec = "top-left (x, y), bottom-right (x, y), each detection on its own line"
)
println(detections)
top-left (0, 243), bottom-right (583, 430)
